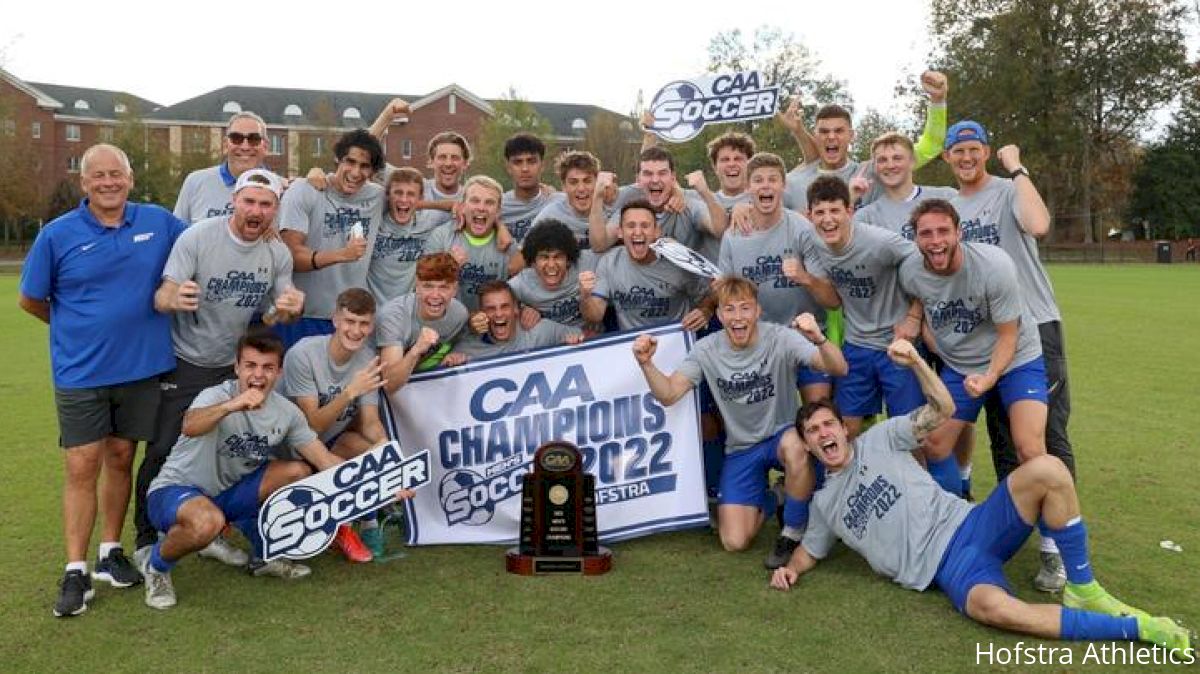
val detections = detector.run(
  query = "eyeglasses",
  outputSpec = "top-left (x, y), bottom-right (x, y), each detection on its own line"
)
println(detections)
top-left (227, 132), bottom-right (264, 146)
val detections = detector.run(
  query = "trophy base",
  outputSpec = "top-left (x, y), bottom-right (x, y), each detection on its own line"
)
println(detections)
top-left (505, 547), bottom-right (612, 576)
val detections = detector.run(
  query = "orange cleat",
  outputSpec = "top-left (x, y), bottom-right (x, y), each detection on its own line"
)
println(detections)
top-left (334, 525), bottom-right (373, 563)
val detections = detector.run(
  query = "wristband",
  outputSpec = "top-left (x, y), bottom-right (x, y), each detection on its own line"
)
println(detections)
top-left (311, 250), bottom-right (320, 270)
top-left (812, 336), bottom-right (828, 346)
top-left (1010, 166), bottom-right (1030, 180)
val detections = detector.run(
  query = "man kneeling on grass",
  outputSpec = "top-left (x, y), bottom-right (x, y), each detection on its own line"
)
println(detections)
top-left (141, 331), bottom-right (411, 609)
top-left (770, 339), bottom-right (1192, 654)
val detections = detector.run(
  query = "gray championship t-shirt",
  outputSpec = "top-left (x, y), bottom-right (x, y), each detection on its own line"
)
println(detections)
top-left (592, 248), bottom-right (708, 331)
top-left (425, 225), bottom-right (517, 313)
top-left (454, 320), bottom-right (580, 360)
top-left (375, 293), bottom-right (468, 351)
top-left (853, 185), bottom-right (958, 240)
top-left (528, 193), bottom-right (594, 250)
top-left (502, 189), bottom-right (553, 246)
top-left (162, 216), bottom-right (293, 368)
top-left (149, 380), bottom-right (317, 497)
top-left (677, 322), bottom-right (818, 453)
top-left (808, 222), bottom-right (916, 350)
top-left (280, 334), bottom-right (378, 444)
top-left (508, 250), bottom-right (598, 329)
top-left (717, 210), bottom-right (826, 327)
top-left (367, 209), bottom-right (443, 304)
top-left (279, 177), bottom-right (384, 320)
top-left (952, 177), bottom-right (1061, 324)
top-left (783, 160), bottom-right (882, 212)
top-left (174, 164), bottom-right (234, 223)
top-left (802, 415), bottom-right (973, 591)
top-left (898, 242), bottom-right (1042, 375)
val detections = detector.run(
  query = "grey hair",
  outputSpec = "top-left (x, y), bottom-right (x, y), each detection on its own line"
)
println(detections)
top-left (80, 143), bottom-right (132, 175)
top-left (226, 111), bottom-right (267, 135)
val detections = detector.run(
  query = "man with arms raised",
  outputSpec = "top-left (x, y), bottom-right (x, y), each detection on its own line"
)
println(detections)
top-left (771, 340), bottom-right (1191, 656)
top-left (632, 277), bottom-right (846, 568)
top-left (376, 252), bottom-right (470, 389)
top-left (20, 144), bottom-right (187, 617)
top-left (367, 167), bottom-right (442, 304)
top-left (448, 281), bottom-right (583, 364)
top-left (175, 111), bottom-right (271, 223)
top-left (134, 169), bottom-right (304, 570)
top-left (426, 175), bottom-right (522, 313)
top-left (852, 132), bottom-right (957, 239)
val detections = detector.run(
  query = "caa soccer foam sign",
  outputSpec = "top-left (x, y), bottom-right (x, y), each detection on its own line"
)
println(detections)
top-left (647, 70), bottom-right (780, 142)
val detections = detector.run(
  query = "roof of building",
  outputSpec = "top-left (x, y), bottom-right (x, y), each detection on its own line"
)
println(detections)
top-left (25, 81), bottom-right (160, 119)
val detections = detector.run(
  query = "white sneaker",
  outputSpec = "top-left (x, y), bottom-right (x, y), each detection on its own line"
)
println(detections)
top-left (1034, 552), bottom-right (1067, 593)
top-left (133, 545), bottom-right (151, 572)
top-left (249, 558), bottom-right (311, 579)
top-left (197, 536), bottom-right (249, 567)
top-left (139, 558), bottom-right (176, 610)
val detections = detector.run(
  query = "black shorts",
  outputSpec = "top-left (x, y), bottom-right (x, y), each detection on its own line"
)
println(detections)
top-left (54, 376), bottom-right (161, 448)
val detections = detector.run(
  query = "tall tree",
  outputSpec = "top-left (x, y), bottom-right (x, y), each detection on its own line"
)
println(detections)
top-left (581, 112), bottom-right (640, 184)
top-left (1129, 83), bottom-right (1200, 239)
top-left (0, 90), bottom-right (42, 244)
top-left (473, 90), bottom-right (557, 186)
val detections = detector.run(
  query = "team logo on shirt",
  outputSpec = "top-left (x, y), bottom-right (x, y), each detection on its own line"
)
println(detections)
top-left (374, 234), bottom-right (427, 261)
top-left (647, 71), bottom-right (780, 142)
top-left (960, 217), bottom-right (1000, 245)
top-left (928, 298), bottom-right (984, 335)
top-left (842, 475), bottom-right (902, 539)
top-left (612, 285), bottom-right (670, 319)
top-left (323, 207), bottom-right (371, 238)
top-left (205, 270), bottom-right (271, 307)
top-left (829, 265), bottom-right (878, 299)
top-left (740, 254), bottom-right (798, 289)
top-left (715, 370), bottom-right (776, 405)
top-left (222, 431), bottom-right (271, 461)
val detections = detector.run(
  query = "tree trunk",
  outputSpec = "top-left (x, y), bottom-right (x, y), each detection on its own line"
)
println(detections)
top-left (1081, 129), bottom-right (1095, 243)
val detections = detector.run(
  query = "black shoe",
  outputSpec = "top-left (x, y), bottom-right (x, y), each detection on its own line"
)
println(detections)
top-left (93, 548), bottom-right (143, 588)
top-left (53, 570), bottom-right (95, 617)
top-left (765, 535), bottom-right (800, 570)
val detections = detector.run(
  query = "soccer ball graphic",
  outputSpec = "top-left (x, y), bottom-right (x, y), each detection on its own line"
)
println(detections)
top-left (260, 485), bottom-right (337, 559)
top-left (649, 80), bottom-right (705, 142)
top-left (440, 469), bottom-right (494, 526)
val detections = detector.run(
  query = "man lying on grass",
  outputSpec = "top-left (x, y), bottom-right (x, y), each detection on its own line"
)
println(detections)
top-left (770, 339), bottom-right (1192, 654)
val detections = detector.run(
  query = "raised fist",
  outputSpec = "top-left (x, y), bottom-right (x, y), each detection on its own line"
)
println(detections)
top-left (631, 334), bottom-right (658, 365)
top-left (921, 71), bottom-right (948, 104)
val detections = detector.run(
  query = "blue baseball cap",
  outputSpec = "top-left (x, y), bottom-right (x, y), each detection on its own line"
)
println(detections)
top-left (944, 120), bottom-right (989, 150)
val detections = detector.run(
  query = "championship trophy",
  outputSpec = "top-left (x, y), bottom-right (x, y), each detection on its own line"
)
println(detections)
top-left (505, 441), bottom-right (612, 575)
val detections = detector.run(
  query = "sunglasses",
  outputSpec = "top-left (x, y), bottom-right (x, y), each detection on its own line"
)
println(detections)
top-left (227, 132), bottom-right (264, 146)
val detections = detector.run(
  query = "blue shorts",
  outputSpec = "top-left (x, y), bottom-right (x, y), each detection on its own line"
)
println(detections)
top-left (717, 427), bottom-right (787, 508)
top-left (272, 317), bottom-right (334, 351)
top-left (835, 343), bottom-right (925, 418)
top-left (795, 364), bottom-right (834, 389)
top-left (943, 357), bottom-right (1049, 422)
top-left (147, 464), bottom-right (267, 533)
top-left (933, 477), bottom-right (1033, 613)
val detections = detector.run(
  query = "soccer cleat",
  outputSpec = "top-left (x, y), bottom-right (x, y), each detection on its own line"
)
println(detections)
top-left (1138, 615), bottom-right (1191, 653)
top-left (1063, 581), bottom-right (1150, 621)
top-left (334, 525), bottom-right (373, 563)
top-left (197, 536), bottom-right (250, 567)
top-left (53, 570), bottom-right (95, 618)
top-left (92, 547), bottom-right (143, 588)
top-left (1034, 551), bottom-right (1066, 593)
top-left (360, 526), bottom-right (385, 560)
top-left (133, 545), bottom-right (151, 573)
top-left (248, 558), bottom-right (312, 579)
top-left (765, 535), bottom-right (800, 570)
top-left (138, 557), bottom-right (176, 610)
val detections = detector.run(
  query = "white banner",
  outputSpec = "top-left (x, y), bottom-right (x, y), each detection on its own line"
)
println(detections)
top-left (381, 324), bottom-right (708, 545)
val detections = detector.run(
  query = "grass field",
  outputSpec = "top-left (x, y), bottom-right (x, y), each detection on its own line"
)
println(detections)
top-left (1, 265), bottom-right (1198, 673)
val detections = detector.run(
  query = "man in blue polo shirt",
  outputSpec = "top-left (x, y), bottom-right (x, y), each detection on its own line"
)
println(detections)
top-left (174, 111), bottom-right (270, 223)
top-left (20, 143), bottom-right (187, 618)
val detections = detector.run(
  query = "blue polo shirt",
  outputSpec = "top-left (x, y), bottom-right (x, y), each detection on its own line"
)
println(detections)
top-left (20, 199), bottom-right (188, 388)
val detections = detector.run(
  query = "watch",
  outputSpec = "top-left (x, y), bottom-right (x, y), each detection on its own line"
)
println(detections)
top-left (1010, 166), bottom-right (1030, 180)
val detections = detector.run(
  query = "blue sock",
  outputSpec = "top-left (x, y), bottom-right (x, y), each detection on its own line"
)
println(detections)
top-left (782, 497), bottom-right (810, 530)
top-left (1039, 517), bottom-right (1094, 584)
top-left (1059, 607), bottom-right (1138, 641)
top-left (927, 456), bottom-right (962, 496)
top-left (760, 488), bottom-right (778, 517)
top-left (702, 438), bottom-right (724, 495)
top-left (233, 517), bottom-right (264, 559)
top-left (960, 477), bottom-right (971, 495)
top-left (149, 542), bottom-right (175, 573)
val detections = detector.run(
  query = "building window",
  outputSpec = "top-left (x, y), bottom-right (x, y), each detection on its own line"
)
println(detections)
top-left (66, 124), bottom-right (81, 142)
top-left (269, 133), bottom-right (284, 155)
top-left (449, 94), bottom-right (457, 115)
top-left (343, 107), bottom-right (361, 120)
top-left (401, 139), bottom-right (412, 159)
top-left (222, 101), bottom-right (242, 114)
top-left (2, 120), bottom-right (14, 136)
top-left (571, 118), bottom-right (588, 132)
top-left (73, 99), bottom-right (90, 111)
top-left (187, 129), bottom-right (207, 153)
top-left (312, 136), bottom-right (325, 157)
top-left (284, 104), bottom-right (303, 117)
top-left (32, 121), bottom-right (41, 139)
top-left (67, 156), bottom-right (81, 173)
top-left (99, 127), bottom-right (114, 142)
top-left (114, 102), bottom-right (127, 114)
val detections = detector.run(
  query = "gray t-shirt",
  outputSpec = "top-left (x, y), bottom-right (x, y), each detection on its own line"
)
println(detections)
top-left (783, 160), bottom-right (882, 212)
top-left (853, 186), bottom-right (958, 240)
top-left (367, 209), bottom-right (442, 304)
top-left (454, 320), bottom-right (579, 360)
top-left (149, 380), bottom-right (318, 497)
top-left (162, 216), bottom-right (293, 368)
top-left (507, 251), bottom-right (599, 329)
top-left (174, 164), bottom-right (234, 224)
top-left (592, 248), bottom-right (708, 331)
top-left (802, 415), bottom-right (973, 591)
top-left (375, 292), bottom-right (468, 351)
top-left (425, 225), bottom-right (517, 313)
top-left (898, 242), bottom-right (1042, 374)
top-left (529, 193), bottom-right (594, 250)
top-left (502, 189), bottom-right (553, 246)
top-left (279, 178), bottom-right (384, 320)
top-left (952, 177), bottom-right (1061, 324)
top-left (422, 179), bottom-right (461, 228)
top-left (280, 334), bottom-right (378, 444)
top-left (677, 322), bottom-right (817, 453)
top-left (807, 222), bottom-right (916, 350)
top-left (717, 210), bottom-right (825, 328)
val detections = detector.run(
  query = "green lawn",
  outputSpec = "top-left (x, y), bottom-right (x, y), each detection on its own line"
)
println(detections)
top-left (1, 265), bottom-right (1197, 673)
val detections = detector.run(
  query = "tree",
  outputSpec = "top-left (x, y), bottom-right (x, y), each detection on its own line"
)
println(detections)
top-left (297, 97), bottom-right (340, 177)
top-left (112, 95), bottom-right (212, 209)
top-left (1129, 83), bottom-right (1200, 239)
top-left (581, 112), bottom-right (640, 184)
top-left (0, 91), bottom-right (42, 246)
top-left (927, 0), bottom-right (1194, 242)
top-left (851, 109), bottom-right (903, 162)
top-left (473, 90), bottom-right (557, 187)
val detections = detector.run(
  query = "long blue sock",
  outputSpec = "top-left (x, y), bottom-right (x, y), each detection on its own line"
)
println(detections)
top-left (1060, 607), bottom-right (1138, 641)
top-left (1039, 517), bottom-right (1094, 584)
top-left (149, 542), bottom-right (176, 573)
top-left (927, 456), bottom-right (962, 496)
top-left (233, 517), bottom-right (264, 559)
top-left (782, 497), bottom-right (810, 530)
top-left (760, 488), bottom-right (778, 518)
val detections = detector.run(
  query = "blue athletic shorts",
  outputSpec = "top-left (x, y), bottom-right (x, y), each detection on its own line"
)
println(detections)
top-left (933, 477), bottom-right (1033, 613)
top-left (943, 357), bottom-right (1049, 422)
top-left (835, 342), bottom-right (925, 418)
top-left (717, 426), bottom-right (787, 508)
top-left (272, 317), bottom-right (334, 351)
top-left (795, 364), bottom-right (833, 389)
top-left (147, 464), bottom-right (268, 533)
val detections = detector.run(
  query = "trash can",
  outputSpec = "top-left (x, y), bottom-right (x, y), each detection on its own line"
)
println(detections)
top-left (1156, 241), bottom-right (1172, 263)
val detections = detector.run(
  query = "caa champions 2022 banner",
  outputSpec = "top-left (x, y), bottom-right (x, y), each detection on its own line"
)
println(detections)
top-left (380, 324), bottom-right (709, 545)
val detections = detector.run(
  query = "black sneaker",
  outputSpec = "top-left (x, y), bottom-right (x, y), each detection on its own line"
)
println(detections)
top-left (53, 570), bottom-right (95, 617)
top-left (764, 535), bottom-right (800, 570)
top-left (93, 548), bottom-right (143, 588)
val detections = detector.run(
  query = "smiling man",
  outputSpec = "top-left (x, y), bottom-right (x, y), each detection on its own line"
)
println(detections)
top-left (376, 252), bottom-right (470, 390)
top-left (528, 150), bottom-right (608, 250)
top-left (448, 281), bottom-right (583, 364)
top-left (417, 131), bottom-right (472, 227)
top-left (174, 112), bottom-right (271, 223)
top-left (852, 132), bottom-right (958, 239)
top-left (508, 219), bottom-right (598, 330)
top-left (501, 133), bottom-right (553, 245)
top-left (367, 167), bottom-right (442, 304)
